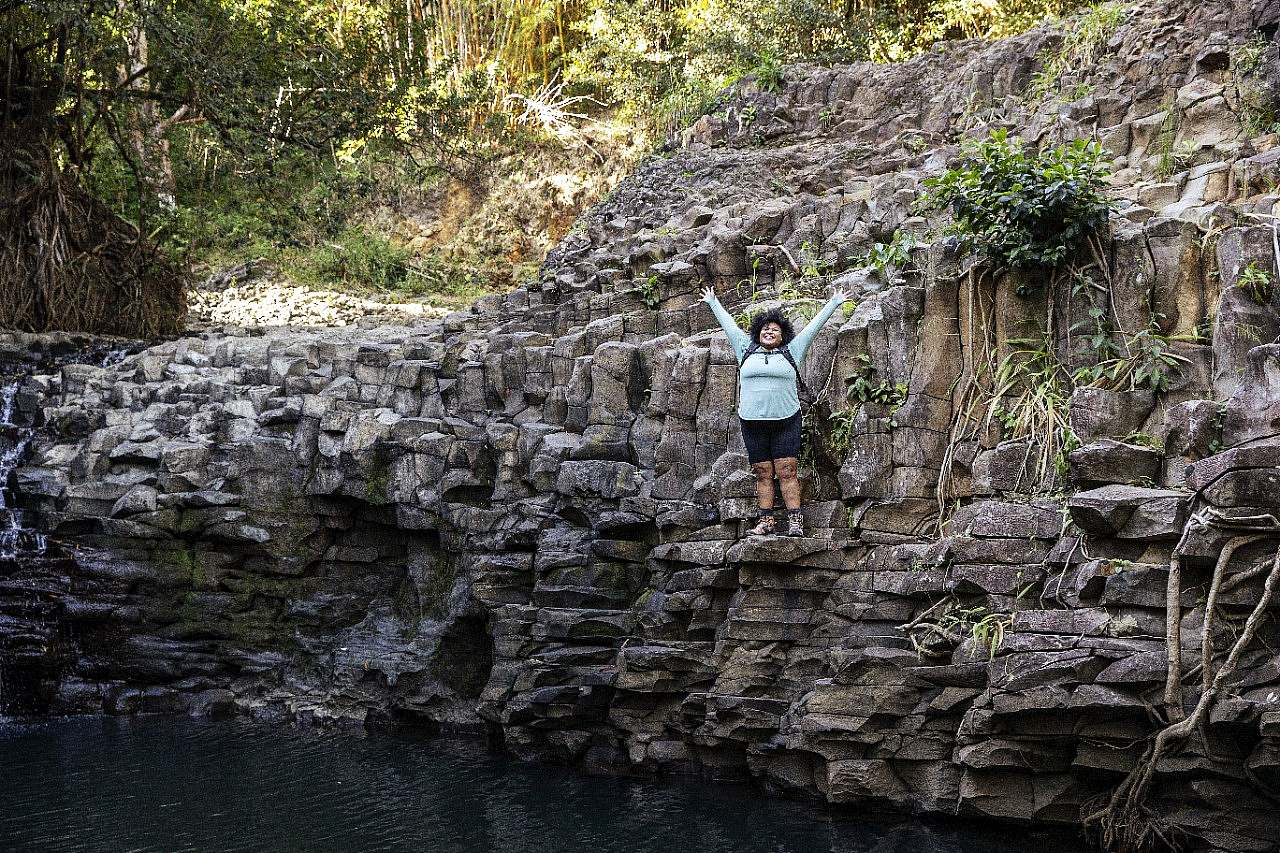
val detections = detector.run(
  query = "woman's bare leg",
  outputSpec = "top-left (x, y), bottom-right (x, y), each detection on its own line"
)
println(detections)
top-left (751, 461), bottom-right (776, 510)
top-left (775, 456), bottom-right (801, 510)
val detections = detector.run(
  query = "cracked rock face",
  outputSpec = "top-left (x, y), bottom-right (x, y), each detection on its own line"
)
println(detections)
top-left (6, 1), bottom-right (1280, 850)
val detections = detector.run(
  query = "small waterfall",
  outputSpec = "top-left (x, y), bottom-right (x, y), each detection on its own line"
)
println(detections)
top-left (0, 371), bottom-right (63, 714)
top-left (0, 340), bottom-right (136, 714)
top-left (1, 380), bottom-right (42, 560)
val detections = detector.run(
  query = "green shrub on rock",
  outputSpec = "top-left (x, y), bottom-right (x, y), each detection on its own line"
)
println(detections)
top-left (305, 226), bottom-right (413, 292)
top-left (920, 129), bottom-right (1112, 279)
top-left (751, 49), bottom-right (785, 92)
top-left (1238, 261), bottom-right (1274, 304)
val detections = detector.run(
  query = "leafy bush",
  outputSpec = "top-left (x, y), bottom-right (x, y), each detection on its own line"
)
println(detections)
top-left (637, 274), bottom-right (663, 308)
top-left (846, 354), bottom-right (907, 407)
top-left (751, 49), bottom-right (785, 92)
top-left (1070, 304), bottom-right (1121, 363)
top-left (920, 129), bottom-right (1112, 276)
top-left (1072, 322), bottom-right (1192, 393)
top-left (305, 227), bottom-right (413, 291)
top-left (858, 230), bottom-right (919, 282)
top-left (1239, 261), bottom-right (1274, 304)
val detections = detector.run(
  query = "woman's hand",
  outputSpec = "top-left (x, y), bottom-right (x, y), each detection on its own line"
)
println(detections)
top-left (830, 286), bottom-right (851, 304)
top-left (701, 286), bottom-right (716, 304)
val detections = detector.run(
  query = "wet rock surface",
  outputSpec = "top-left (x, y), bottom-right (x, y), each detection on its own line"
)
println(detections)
top-left (0, 335), bottom-right (141, 713)
top-left (6, 1), bottom-right (1280, 850)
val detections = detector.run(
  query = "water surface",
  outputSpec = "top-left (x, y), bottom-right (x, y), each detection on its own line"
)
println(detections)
top-left (0, 716), bottom-right (1078, 853)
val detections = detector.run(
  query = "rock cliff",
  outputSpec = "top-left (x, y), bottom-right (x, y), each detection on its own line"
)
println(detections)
top-left (6, 1), bottom-right (1280, 850)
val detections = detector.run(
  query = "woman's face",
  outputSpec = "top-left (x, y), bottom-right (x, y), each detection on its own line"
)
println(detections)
top-left (758, 322), bottom-right (783, 348)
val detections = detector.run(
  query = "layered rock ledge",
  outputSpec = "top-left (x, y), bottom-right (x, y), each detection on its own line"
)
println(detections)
top-left (5, 1), bottom-right (1280, 850)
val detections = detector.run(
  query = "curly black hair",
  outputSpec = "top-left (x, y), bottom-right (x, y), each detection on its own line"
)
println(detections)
top-left (748, 309), bottom-right (795, 346)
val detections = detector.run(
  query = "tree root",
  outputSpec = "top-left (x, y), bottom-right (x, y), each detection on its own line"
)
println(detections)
top-left (1085, 542), bottom-right (1280, 853)
top-left (1163, 546), bottom-right (1184, 717)
top-left (1, 137), bottom-right (185, 336)
top-left (1161, 511), bottom-right (1273, 716)
top-left (1161, 509), bottom-right (1208, 716)
top-left (1200, 536), bottom-right (1263, 693)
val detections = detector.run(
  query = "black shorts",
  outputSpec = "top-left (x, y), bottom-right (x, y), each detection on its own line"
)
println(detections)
top-left (739, 411), bottom-right (803, 464)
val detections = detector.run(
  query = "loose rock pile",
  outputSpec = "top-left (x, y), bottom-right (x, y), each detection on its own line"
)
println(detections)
top-left (188, 262), bottom-right (447, 329)
top-left (6, 1), bottom-right (1280, 850)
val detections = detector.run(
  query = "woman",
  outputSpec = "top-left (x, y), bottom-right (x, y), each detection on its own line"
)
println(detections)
top-left (702, 285), bottom-right (850, 537)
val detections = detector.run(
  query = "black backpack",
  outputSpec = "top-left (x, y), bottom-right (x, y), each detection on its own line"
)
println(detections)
top-left (739, 343), bottom-right (816, 413)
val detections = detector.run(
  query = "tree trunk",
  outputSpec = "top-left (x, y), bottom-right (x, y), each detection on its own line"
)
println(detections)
top-left (118, 0), bottom-right (176, 213)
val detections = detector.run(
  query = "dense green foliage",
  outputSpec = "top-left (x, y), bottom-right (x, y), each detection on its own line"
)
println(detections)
top-left (7, 0), bottom-right (1094, 305)
top-left (404, 1), bottom-right (1091, 138)
top-left (542, 0), bottom-right (1092, 135)
top-left (6, 0), bottom-right (504, 300)
top-left (163, 154), bottom-right (424, 291)
top-left (8, 0), bottom-right (469, 209)
top-left (920, 129), bottom-right (1112, 277)
top-left (562, 0), bottom-right (870, 134)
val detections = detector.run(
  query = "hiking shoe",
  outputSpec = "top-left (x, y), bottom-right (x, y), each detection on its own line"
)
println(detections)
top-left (746, 514), bottom-right (777, 536)
top-left (785, 509), bottom-right (804, 537)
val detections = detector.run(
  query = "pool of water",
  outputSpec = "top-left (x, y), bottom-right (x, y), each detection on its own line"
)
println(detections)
top-left (0, 716), bottom-right (1079, 853)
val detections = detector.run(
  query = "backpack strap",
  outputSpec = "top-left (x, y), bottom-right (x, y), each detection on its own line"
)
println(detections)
top-left (779, 345), bottom-right (811, 396)
top-left (739, 341), bottom-right (761, 368)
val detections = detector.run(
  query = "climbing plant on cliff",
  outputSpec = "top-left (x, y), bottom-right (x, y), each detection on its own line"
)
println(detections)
top-left (985, 336), bottom-right (1073, 489)
top-left (922, 131), bottom-right (1115, 506)
top-left (920, 129), bottom-right (1112, 285)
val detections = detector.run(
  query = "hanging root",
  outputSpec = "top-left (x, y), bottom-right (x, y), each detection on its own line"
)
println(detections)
top-left (0, 135), bottom-right (186, 337)
top-left (1159, 510), bottom-right (1271, 716)
top-left (1084, 541), bottom-right (1280, 852)
top-left (1161, 505), bottom-right (1208, 717)
top-left (1163, 541), bottom-right (1186, 717)
top-left (1200, 536), bottom-right (1263, 693)
top-left (936, 266), bottom-right (997, 527)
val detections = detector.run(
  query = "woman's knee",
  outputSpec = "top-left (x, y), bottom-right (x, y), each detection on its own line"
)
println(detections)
top-left (774, 457), bottom-right (798, 480)
top-left (751, 461), bottom-right (775, 482)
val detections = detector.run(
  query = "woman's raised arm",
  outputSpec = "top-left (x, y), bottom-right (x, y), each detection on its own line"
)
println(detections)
top-left (702, 287), bottom-right (751, 360)
top-left (788, 287), bottom-right (850, 363)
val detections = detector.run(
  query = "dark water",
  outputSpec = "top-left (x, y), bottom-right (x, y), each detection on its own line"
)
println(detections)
top-left (0, 716), bottom-right (1077, 853)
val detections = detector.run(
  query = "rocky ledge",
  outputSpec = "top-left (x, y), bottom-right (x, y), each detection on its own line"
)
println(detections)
top-left (5, 1), bottom-right (1280, 851)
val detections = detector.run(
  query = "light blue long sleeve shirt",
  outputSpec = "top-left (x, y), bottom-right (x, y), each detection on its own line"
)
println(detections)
top-left (707, 293), bottom-right (844, 420)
